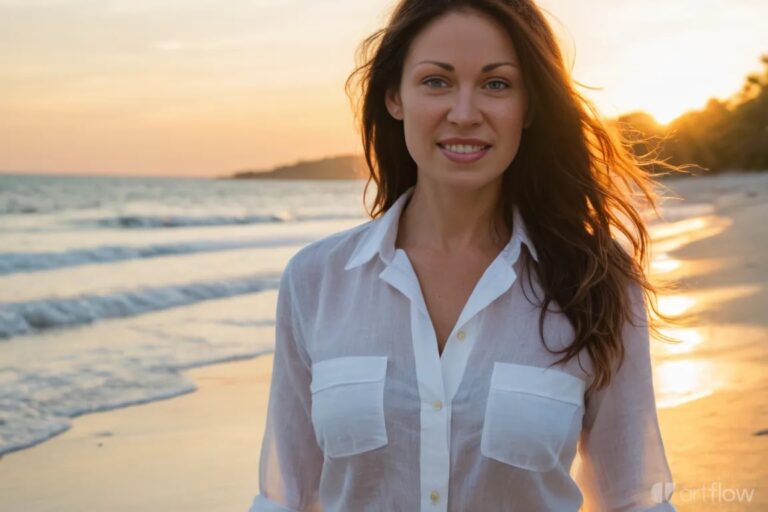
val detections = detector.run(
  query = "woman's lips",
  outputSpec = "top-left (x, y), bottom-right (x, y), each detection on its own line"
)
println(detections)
top-left (437, 143), bottom-right (491, 164)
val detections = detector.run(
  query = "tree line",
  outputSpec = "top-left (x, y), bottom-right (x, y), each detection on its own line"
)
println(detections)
top-left (613, 54), bottom-right (768, 175)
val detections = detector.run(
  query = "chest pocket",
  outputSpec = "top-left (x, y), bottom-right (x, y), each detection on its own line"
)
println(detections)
top-left (310, 355), bottom-right (389, 458)
top-left (481, 361), bottom-right (586, 472)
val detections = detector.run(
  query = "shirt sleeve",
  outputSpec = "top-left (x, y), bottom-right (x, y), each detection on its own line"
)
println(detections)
top-left (573, 283), bottom-right (677, 512)
top-left (249, 258), bottom-right (323, 512)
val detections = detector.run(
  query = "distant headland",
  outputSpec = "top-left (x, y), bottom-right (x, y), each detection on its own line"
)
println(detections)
top-left (225, 154), bottom-right (366, 180)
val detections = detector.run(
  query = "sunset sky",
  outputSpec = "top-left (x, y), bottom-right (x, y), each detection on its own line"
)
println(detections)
top-left (1, 0), bottom-right (766, 178)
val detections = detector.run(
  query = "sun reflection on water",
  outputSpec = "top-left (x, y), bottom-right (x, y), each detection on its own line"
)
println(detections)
top-left (653, 359), bottom-right (719, 409)
top-left (651, 253), bottom-right (682, 274)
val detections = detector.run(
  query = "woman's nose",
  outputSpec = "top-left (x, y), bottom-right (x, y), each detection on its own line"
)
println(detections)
top-left (446, 90), bottom-right (483, 126)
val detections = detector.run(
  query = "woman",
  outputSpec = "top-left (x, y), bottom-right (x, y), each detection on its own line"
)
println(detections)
top-left (251, 1), bottom-right (683, 510)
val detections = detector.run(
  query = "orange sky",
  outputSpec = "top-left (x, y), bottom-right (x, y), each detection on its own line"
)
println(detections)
top-left (1, 0), bottom-right (766, 177)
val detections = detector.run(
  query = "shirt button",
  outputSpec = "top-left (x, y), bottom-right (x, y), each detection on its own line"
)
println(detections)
top-left (430, 490), bottom-right (440, 503)
top-left (432, 400), bottom-right (443, 411)
top-left (456, 329), bottom-right (466, 341)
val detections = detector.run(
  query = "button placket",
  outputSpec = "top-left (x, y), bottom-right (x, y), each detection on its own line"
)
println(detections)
top-left (409, 302), bottom-right (450, 511)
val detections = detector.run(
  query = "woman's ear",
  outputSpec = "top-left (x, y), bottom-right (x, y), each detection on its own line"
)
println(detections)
top-left (385, 87), bottom-right (403, 120)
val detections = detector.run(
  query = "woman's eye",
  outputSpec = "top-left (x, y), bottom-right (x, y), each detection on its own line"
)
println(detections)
top-left (486, 80), bottom-right (510, 90)
top-left (423, 77), bottom-right (447, 88)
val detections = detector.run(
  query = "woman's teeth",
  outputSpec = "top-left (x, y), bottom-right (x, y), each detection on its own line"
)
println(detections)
top-left (440, 144), bottom-right (487, 154)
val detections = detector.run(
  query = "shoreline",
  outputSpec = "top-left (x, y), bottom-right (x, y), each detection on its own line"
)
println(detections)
top-left (0, 355), bottom-right (273, 512)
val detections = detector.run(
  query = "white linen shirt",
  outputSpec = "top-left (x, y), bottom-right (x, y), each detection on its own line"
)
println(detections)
top-left (250, 185), bottom-right (676, 512)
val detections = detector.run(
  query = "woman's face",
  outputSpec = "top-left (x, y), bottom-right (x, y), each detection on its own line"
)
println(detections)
top-left (385, 9), bottom-right (530, 191)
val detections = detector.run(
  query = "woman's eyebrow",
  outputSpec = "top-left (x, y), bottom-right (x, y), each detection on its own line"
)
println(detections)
top-left (415, 60), bottom-right (518, 72)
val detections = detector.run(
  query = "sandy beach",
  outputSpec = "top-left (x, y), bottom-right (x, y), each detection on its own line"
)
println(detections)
top-left (0, 356), bottom-right (272, 512)
top-left (649, 172), bottom-right (768, 511)
top-left (1, 171), bottom-right (767, 512)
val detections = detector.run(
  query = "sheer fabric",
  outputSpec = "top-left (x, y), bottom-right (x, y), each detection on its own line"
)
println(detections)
top-left (250, 185), bottom-right (676, 511)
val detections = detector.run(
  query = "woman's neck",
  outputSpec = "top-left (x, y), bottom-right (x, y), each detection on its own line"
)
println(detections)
top-left (395, 180), bottom-right (510, 255)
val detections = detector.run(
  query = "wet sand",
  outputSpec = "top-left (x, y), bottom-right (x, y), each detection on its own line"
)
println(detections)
top-left (0, 356), bottom-right (273, 512)
top-left (651, 172), bottom-right (768, 511)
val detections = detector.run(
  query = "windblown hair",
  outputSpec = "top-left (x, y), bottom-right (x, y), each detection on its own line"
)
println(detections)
top-left (344, 0), bottom-right (691, 393)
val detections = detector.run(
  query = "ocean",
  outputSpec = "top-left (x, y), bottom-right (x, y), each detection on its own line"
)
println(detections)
top-left (0, 172), bottom-right (713, 456)
top-left (0, 174), bottom-right (369, 455)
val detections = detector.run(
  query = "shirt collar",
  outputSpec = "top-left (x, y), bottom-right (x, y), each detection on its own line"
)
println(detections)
top-left (344, 185), bottom-right (539, 271)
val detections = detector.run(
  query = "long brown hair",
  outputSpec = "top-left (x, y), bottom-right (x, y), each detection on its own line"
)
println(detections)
top-left (344, 0), bottom-right (691, 393)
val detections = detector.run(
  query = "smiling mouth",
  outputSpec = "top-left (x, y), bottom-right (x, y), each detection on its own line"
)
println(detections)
top-left (436, 143), bottom-right (492, 152)
top-left (436, 143), bottom-right (492, 163)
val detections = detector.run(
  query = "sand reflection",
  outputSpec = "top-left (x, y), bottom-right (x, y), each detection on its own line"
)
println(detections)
top-left (653, 359), bottom-right (719, 409)
top-left (647, 211), bottom-right (739, 409)
top-left (649, 262), bottom-right (763, 409)
top-left (649, 215), bottom-right (730, 254)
